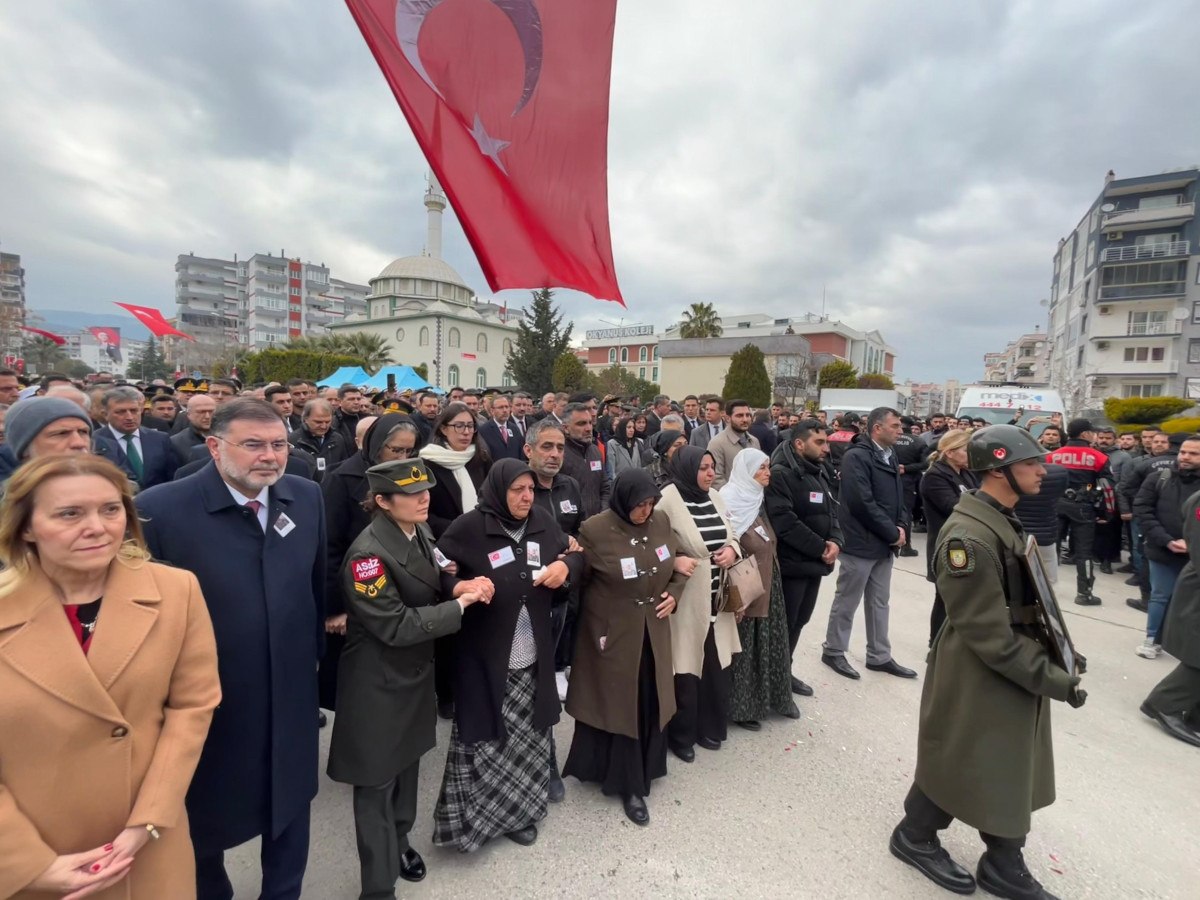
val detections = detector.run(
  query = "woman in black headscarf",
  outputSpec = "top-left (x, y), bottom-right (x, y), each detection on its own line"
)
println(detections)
top-left (320, 413), bottom-right (422, 711)
top-left (644, 428), bottom-right (686, 488)
top-left (563, 470), bottom-right (687, 825)
top-left (655, 446), bottom-right (740, 761)
top-left (431, 459), bottom-right (584, 852)
top-left (605, 416), bottom-right (645, 478)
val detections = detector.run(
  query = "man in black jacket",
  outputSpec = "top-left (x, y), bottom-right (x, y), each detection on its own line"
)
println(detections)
top-left (894, 418), bottom-right (929, 557)
top-left (766, 419), bottom-right (843, 697)
top-left (1133, 436), bottom-right (1200, 659)
top-left (1119, 431), bottom-right (1175, 611)
top-left (1015, 462), bottom-right (1069, 585)
top-left (821, 407), bottom-right (916, 680)
top-left (560, 402), bottom-right (611, 520)
top-left (1046, 418), bottom-right (1114, 607)
top-left (288, 398), bottom-right (349, 481)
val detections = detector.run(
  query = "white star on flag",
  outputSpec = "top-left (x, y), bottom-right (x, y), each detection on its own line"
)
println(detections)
top-left (469, 114), bottom-right (510, 174)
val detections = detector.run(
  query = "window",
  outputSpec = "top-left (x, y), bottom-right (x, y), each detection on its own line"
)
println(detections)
top-left (502, 371), bottom-right (513, 387)
top-left (639, 367), bottom-right (646, 379)
top-left (653, 345), bottom-right (659, 360)
top-left (395, 327), bottom-right (405, 342)
top-left (1186, 377), bottom-right (1200, 400)
top-left (620, 347), bottom-right (629, 363)
top-left (448, 327), bottom-right (460, 348)
top-left (608, 348), bottom-right (616, 363)
top-left (447, 364), bottom-right (460, 384)
top-left (289, 286), bottom-right (300, 296)
top-left (1125, 346), bottom-right (1167, 362)
top-left (1139, 194), bottom-right (1183, 210)
top-left (419, 326), bottom-right (429, 346)
top-left (1122, 384), bottom-right (1164, 398)
top-left (1099, 260), bottom-right (1187, 300)
top-left (652, 366), bottom-right (658, 381)
top-left (1128, 310), bottom-right (1168, 335)
top-left (475, 367), bottom-right (487, 388)
top-left (477, 333), bottom-right (488, 352)
top-left (503, 338), bottom-right (513, 356)
top-left (639, 346), bottom-right (648, 362)
top-left (1189, 340), bottom-right (1200, 364)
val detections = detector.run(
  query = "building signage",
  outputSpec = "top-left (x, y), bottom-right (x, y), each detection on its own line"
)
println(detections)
top-left (585, 324), bottom-right (655, 341)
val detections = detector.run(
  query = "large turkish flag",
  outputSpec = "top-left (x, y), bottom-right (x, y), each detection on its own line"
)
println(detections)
top-left (346, 0), bottom-right (624, 304)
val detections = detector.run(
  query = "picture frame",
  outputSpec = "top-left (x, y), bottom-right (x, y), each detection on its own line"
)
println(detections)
top-left (1022, 535), bottom-right (1079, 675)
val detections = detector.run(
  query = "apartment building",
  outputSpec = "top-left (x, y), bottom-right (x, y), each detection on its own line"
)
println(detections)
top-left (980, 331), bottom-right (1052, 385)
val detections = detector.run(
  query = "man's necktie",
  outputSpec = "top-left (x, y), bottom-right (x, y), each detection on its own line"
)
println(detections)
top-left (123, 434), bottom-right (143, 480)
top-left (244, 499), bottom-right (264, 530)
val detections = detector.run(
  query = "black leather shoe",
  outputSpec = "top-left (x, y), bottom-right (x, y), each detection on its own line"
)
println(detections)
top-left (437, 701), bottom-right (454, 720)
top-left (821, 653), bottom-right (861, 679)
top-left (735, 720), bottom-right (761, 731)
top-left (790, 675), bottom-right (814, 697)
top-left (697, 735), bottom-right (722, 751)
top-left (317, 710), bottom-right (327, 728)
top-left (1126, 597), bottom-right (1149, 612)
top-left (1059, 554), bottom-right (1074, 565)
top-left (888, 825), bottom-right (976, 895)
top-left (782, 701), bottom-right (802, 719)
top-left (622, 794), bottom-right (649, 826)
top-left (548, 773), bottom-right (565, 803)
top-left (1073, 593), bottom-right (1101, 606)
top-left (398, 847), bottom-right (426, 883)
top-left (899, 546), bottom-right (919, 557)
top-left (976, 850), bottom-right (1058, 899)
top-left (504, 824), bottom-right (538, 846)
top-left (1116, 563), bottom-right (1134, 574)
top-left (867, 659), bottom-right (918, 679)
top-left (670, 743), bottom-right (695, 763)
top-left (1140, 701), bottom-right (1200, 748)
top-left (1124, 575), bottom-right (1141, 586)
top-left (1098, 562), bottom-right (1113, 575)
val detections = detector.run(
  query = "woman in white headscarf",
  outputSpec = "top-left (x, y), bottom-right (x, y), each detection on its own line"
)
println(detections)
top-left (720, 449), bottom-right (799, 729)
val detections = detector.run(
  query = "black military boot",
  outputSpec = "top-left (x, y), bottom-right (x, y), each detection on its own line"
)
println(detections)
top-left (1074, 569), bottom-right (1100, 606)
top-left (977, 848), bottom-right (1059, 899)
top-left (889, 823), bottom-right (976, 894)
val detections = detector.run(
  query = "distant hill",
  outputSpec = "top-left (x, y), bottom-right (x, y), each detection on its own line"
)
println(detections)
top-left (27, 308), bottom-right (153, 341)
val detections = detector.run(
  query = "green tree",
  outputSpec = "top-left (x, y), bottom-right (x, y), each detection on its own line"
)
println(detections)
top-left (722, 343), bottom-right (772, 408)
top-left (678, 302), bottom-right (723, 338)
top-left (413, 362), bottom-right (429, 382)
top-left (23, 336), bottom-right (69, 375)
top-left (124, 336), bottom-right (174, 381)
top-left (64, 360), bottom-right (96, 380)
top-left (334, 332), bottom-right (394, 374)
top-left (818, 360), bottom-right (858, 389)
top-left (589, 364), bottom-right (659, 404)
top-left (1102, 396), bottom-right (1193, 424)
top-left (507, 289), bottom-right (572, 394)
top-left (856, 373), bottom-right (895, 390)
top-left (551, 351), bottom-right (590, 392)
top-left (238, 349), bottom-right (366, 383)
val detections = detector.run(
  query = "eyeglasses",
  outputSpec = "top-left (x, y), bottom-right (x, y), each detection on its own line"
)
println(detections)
top-left (383, 444), bottom-right (414, 456)
top-left (447, 422), bottom-right (476, 432)
top-left (215, 437), bottom-right (290, 453)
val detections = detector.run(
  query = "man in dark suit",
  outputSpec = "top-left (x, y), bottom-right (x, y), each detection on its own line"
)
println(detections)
top-left (681, 394), bottom-right (702, 441)
top-left (93, 385), bottom-right (178, 489)
top-left (136, 398), bottom-right (326, 900)
top-left (510, 391), bottom-right (535, 441)
top-left (170, 393), bottom-right (216, 464)
top-left (142, 393), bottom-right (179, 433)
top-left (478, 393), bottom-right (524, 460)
top-left (643, 394), bottom-right (671, 437)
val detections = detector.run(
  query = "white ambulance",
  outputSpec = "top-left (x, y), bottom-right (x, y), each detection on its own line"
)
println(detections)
top-left (955, 385), bottom-right (1066, 434)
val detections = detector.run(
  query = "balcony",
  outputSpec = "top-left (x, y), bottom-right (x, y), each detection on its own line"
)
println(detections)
top-left (1102, 202), bottom-right (1195, 231)
top-left (1091, 359), bottom-right (1179, 376)
top-left (1100, 240), bottom-right (1190, 262)
top-left (1091, 324), bottom-right (1183, 340)
top-left (1098, 282), bottom-right (1186, 301)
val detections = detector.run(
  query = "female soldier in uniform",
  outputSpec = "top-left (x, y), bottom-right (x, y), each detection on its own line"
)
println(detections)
top-left (327, 459), bottom-right (493, 897)
top-left (889, 425), bottom-right (1086, 900)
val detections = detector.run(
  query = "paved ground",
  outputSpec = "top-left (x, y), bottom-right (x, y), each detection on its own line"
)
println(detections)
top-left (227, 534), bottom-right (1199, 898)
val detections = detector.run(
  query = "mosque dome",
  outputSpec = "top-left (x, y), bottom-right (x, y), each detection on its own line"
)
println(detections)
top-left (374, 254), bottom-right (469, 288)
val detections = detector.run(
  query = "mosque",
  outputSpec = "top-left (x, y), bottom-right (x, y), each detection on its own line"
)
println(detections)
top-left (331, 178), bottom-right (519, 390)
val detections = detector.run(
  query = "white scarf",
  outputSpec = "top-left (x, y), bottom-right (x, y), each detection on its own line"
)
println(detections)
top-left (719, 448), bottom-right (769, 538)
top-left (419, 443), bottom-right (479, 511)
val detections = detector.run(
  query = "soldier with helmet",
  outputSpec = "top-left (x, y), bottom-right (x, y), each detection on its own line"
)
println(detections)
top-left (1046, 418), bottom-right (1114, 606)
top-left (889, 425), bottom-right (1086, 900)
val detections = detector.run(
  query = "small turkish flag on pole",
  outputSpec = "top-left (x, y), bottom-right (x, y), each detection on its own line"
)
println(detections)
top-left (345, 0), bottom-right (624, 305)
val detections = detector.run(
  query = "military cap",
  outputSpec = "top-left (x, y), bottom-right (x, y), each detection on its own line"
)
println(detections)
top-left (366, 458), bottom-right (437, 495)
top-left (174, 376), bottom-right (206, 393)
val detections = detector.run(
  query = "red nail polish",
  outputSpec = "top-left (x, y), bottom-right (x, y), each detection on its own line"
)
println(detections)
top-left (91, 863), bottom-right (102, 872)
top-left (104, 844), bottom-right (113, 851)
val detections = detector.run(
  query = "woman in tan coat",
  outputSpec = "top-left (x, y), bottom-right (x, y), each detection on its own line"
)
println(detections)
top-left (564, 469), bottom-right (688, 826)
top-left (655, 446), bottom-right (740, 762)
top-left (0, 455), bottom-right (220, 900)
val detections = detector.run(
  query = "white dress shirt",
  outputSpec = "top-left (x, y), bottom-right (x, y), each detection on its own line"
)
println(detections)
top-left (109, 424), bottom-right (142, 460)
top-left (225, 481), bottom-right (270, 531)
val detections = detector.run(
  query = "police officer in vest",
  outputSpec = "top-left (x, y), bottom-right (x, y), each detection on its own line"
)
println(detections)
top-left (889, 425), bottom-right (1085, 899)
top-left (1046, 418), bottom-right (1114, 606)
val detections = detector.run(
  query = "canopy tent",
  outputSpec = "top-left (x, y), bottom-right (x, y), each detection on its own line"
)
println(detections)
top-left (358, 366), bottom-right (438, 393)
top-left (316, 366), bottom-right (371, 387)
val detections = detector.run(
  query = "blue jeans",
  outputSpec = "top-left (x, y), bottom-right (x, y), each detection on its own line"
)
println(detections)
top-left (1147, 557), bottom-right (1185, 642)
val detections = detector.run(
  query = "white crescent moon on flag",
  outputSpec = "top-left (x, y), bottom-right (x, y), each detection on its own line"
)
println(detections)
top-left (395, 0), bottom-right (543, 115)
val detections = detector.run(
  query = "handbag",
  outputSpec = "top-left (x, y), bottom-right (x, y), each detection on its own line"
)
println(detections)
top-left (717, 553), bottom-right (764, 614)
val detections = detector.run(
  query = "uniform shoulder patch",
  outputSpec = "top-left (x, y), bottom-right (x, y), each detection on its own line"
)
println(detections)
top-left (352, 557), bottom-right (383, 582)
top-left (942, 538), bottom-right (975, 576)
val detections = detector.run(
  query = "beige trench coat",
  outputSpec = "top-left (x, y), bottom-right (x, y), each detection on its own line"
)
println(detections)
top-left (656, 485), bottom-right (741, 675)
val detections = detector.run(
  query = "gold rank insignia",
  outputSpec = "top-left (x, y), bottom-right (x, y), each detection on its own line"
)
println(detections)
top-left (354, 575), bottom-right (387, 598)
top-left (949, 548), bottom-right (967, 569)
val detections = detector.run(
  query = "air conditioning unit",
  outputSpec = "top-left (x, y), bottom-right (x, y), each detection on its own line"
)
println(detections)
top-left (1106, 231), bottom-right (1123, 240)
top-left (1098, 305), bottom-right (1112, 315)
top-left (1097, 341), bottom-right (1110, 350)
top-left (1092, 376), bottom-right (1108, 385)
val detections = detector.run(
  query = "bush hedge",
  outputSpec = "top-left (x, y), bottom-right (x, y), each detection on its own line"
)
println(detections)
top-left (237, 350), bottom-right (366, 384)
top-left (1102, 397), bottom-right (1193, 424)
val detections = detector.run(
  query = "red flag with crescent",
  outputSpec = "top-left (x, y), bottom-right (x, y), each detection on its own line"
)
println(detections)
top-left (345, 0), bottom-right (624, 305)
top-left (19, 325), bottom-right (66, 345)
top-left (112, 302), bottom-right (194, 341)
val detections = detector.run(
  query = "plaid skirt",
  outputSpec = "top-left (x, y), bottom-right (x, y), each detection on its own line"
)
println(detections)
top-left (432, 667), bottom-right (550, 853)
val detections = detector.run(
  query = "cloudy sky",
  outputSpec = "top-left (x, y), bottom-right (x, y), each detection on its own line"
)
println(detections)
top-left (2, 0), bottom-right (1198, 382)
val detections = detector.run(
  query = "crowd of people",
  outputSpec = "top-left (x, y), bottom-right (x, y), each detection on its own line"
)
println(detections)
top-left (0, 366), bottom-right (1196, 900)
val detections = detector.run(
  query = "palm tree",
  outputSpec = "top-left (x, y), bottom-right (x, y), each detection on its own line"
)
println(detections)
top-left (24, 336), bottom-right (69, 374)
top-left (336, 332), bottom-right (394, 374)
top-left (678, 302), bottom-right (723, 338)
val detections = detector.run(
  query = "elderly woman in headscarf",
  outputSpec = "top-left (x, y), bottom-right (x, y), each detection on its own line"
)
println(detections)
top-left (655, 446), bottom-right (741, 762)
top-left (320, 412), bottom-right (423, 713)
top-left (563, 469), bottom-right (688, 826)
top-left (720, 448), bottom-right (799, 730)
top-left (644, 428), bottom-right (686, 488)
top-left (431, 459), bottom-right (583, 852)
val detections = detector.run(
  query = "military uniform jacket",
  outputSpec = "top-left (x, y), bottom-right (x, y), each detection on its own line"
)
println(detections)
top-left (1160, 490), bottom-right (1200, 668)
top-left (327, 516), bottom-right (464, 786)
top-left (566, 510), bottom-right (689, 738)
top-left (916, 491), bottom-right (1079, 838)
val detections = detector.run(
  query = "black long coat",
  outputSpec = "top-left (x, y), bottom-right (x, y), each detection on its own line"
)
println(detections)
top-left (435, 507), bottom-right (583, 744)
top-left (920, 460), bottom-right (979, 580)
top-left (136, 464), bottom-right (326, 851)
top-left (424, 454), bottom-right (488, 538)
top-left (327, 516), bottom-right (464, 786)
top-left (1161, 491), bottom-right (1200, 668)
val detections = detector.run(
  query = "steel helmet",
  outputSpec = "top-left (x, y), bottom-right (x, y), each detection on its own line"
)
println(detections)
top-left (966, 424), bottom-right (1045, 472)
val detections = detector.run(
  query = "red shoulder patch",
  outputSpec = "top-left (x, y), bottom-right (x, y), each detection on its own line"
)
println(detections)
top-left (352, 557), bottom-right (383, 582)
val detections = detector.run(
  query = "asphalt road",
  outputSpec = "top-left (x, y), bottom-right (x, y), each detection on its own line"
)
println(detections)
top-left (227, 535), bottom-right (1199, 898)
